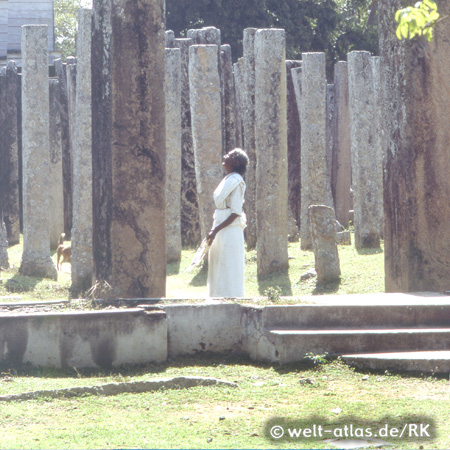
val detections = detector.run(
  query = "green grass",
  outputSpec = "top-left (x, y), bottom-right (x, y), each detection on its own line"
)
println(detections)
top-left (1, 235), bottom-right (384, 303)
top-left (0, 356), bottom-right (448, 449)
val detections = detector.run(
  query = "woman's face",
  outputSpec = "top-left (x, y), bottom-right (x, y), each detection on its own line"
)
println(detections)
top-left (222, 154), bottom-right (234, 174)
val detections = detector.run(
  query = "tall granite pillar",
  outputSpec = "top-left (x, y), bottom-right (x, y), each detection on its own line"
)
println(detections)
top-left (55, 59), bottom-right (73, 240)
top-left (66, 60), bottom-right (77, 167)
top-left (92, 0), bottom-right (166, 298)
top-left (221, 44), bottom-right (236, 154)
top-left (189, 45), bottom-right (223, 239)
top-left (331, 61), bottom-right (351, 228)
top-left (173, 37), bottom-right (200, 246)
top-left (326, 84), bottom-right (335, 186)
top-left (255, 29), bottom-right (289, 278)
top-left (286, 60), bottom-right (302, 231)
top-left (19, 25), bottom-right (57, 280)
top-left (165, 47), bottom-right (182, 263)
top-left (299, 53), bottom-right (334, 250)
top-left (0, 220), bottom-right (8, 269)
top-left (71, 8), bottom-right (93, 294)
top-left (233, 58), bottom-right (244, 149)
top-left (379, 0), bottom-right (450, 292)
top-left (242, 28), bottom-right (257, 249)
top-left (0, 62), bottom-right (20, 245)
top-left (48, 78), bottom-right (64, 249)
top-left (348, 51), bottom-right (382, 249)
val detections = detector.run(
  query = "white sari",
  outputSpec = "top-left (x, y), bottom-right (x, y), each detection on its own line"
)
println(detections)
top-left (207, 173), bottom-right (246, 298)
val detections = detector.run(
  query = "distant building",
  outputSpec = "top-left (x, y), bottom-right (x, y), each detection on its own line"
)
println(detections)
top-left (0, 0), bottom-right (59, 65)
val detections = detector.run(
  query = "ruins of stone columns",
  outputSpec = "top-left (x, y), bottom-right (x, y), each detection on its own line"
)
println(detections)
top-left (0, 61), bottom-right (20, 245)
top-left (331, 61), bottom-right (351, 229)
top-left (173, 37), bottom-right (201, 246)
top-left (379, 0), bottom-right (450, 292)
top-left (242, 28), bottom-right (257, 249)
top-left (254, 28), bottom-right (289, 278)
top-left (48, 78), bottom-right (64, 250)
top-left (299, 53), bottom-right (334, 250)
top-left (348, 51), bottom-right (382, 249)
top-left (71, 8), bottom-right (93, 294)
top-left (19, 25), bottom-right (57, 280)
top-left (189, 44), bottom-right (223, 239)
top-left (308, 205), bottom-right (341, 283)
top-left (92, 0), bottom-right (166, 298)
top-left (165, 47), bottom-right (182, 263)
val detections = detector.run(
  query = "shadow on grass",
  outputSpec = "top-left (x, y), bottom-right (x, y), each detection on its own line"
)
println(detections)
top-left (167, 259), bottom-right (181, 276)
top-left (4, 273), bottom-right (44, 293)
top-left (188, 262), bottom-right (208, 287)
top-left (355, 247), bottom-right (383, 255)
top-left (257, 267), bottom-right (292, 296)
top-left (312, 278), bottom-right (341, 295)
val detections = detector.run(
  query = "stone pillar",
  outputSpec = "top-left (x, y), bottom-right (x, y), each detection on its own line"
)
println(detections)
top-left (331, 61), bottom-right (351, 228)
top-left (308, 205), bottom-right (341, 283)
top-left (0, 221), bottom-right (8, 269)
top-left (242, 27), bottom-right (257, 249)
top-left (379, 0), bottom-right (450, 292)
top-left (0, 62), bottom-right (20, 245)
top-left (165, 47), bottom-right (182, 263)
top-left (71, 8), bottom-right (93, 294)
top-left (48, 78), bottom-right (64, 249)
top-left (173, 37), bottom-right (201, 246)
top-left (300, 53), bottom-right (334, 250)
top-left (286, 60), bottom-right (302, 231)
top-left (165, 29), bottom-right (175, 48)
top-left (255, 29), bottom-right (289, 278)
top-left (19, 25), bottom-right (57, 280)
top-left (233, 58), bottom-right (244, 149)
top-left (66, 61), bottom-right (77, 167)
top-left (221, 44), bottom-right (236, 154)
top-left (0, 0), bottom-right (7, 59)
top-left (92, 0), bottom-right (166, 298)
top-left (189, 45), bottom-right (223, 240)
top-left (55, 59), bottom-right (73, 240)
top-left (326, 83), bottom-right (335, 187)
top-left (348, 51), bottom-right (382, 249)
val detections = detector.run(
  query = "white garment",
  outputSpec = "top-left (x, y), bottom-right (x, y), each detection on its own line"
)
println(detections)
top-left (207, 173), bottom-right (246, 298)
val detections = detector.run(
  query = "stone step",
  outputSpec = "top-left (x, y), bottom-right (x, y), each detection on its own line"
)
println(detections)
top-left (267, 327), bottom-right (450, 364)
top-left (341, 351), bottom-right (450, 373)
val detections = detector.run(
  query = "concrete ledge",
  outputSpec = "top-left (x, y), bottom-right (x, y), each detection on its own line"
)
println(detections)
top-left (0, 309), bottom-right (167, 368)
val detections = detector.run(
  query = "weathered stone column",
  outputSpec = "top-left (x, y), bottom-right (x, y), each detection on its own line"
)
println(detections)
top-left (54, 59), bottom-right (73, 239)
top-left (173, 37), bottom-right (201, 246)
top-left (92, 0), bottom-right (166, 298)
top-left (348, 51), bottom-right (382, 249)
top-left (0, 221), bottom-right (8, 269)
top-left (300, 53), bottom-right (334, 250)
top-left (331, 61), bottom-right (351, 228)
top-left (0, 62), bottom-right (20, 245)
top-left (19, 25), bottom-right (57, 280)
top-left (255, 29), bottom-right (289, 278)
top-left (308, 205), bottom-right (341, 283)
top-left (326, 83), bottom-right (335, 186)
top-left (380, 0), bottom-right (450, 292)
top-left (233, 58), bottom-right (244, 149)
top-left (48, 78), bottom-right (64, 249)
top-left (165, 47), bottom-right (182, 263)
top-left (242, 27), bottom-right (257, 249)
top-left (221, 44), bottom-right (236, 153)
top-left (189, 44), bottom-right (223, 239)
top-left (71, 8), bottom-right (93, 294)
top-left (66, 60), bottom-right (77, 202)
top-left (286, 60), bottom-right (302, 232)
top-left (165, 29), bottom-right (175, 48)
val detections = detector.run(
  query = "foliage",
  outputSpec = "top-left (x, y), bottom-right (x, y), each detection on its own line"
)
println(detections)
top-left (54, 0), bottom-right (81, 59)
top-left (264, 285), bottom-right (282, 301)
top-left (395, 0), bottom-right (440, 41)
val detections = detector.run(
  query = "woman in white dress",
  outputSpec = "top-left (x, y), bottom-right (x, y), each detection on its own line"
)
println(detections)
top-left (206, 148), bottom-right (249, 298)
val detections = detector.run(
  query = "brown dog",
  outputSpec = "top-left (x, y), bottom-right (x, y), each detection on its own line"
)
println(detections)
top-left (57, 233), bottom-right (71, 271)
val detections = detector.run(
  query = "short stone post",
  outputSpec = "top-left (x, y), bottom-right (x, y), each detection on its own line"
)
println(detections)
top-left (19, 25), bottom-right (57, 280)
top-left (165, 47), bottom-right (182, 263)
top-left (308, 205), bottom-right (341, 283)
top-left (379, 0), bottom-right (450, 292)
top-left (242, 28), bottom-right (257, 249)
top-left (348, 51), bottom-right (382, 248)
top-left (92, 0), bottom-right (166, 298)
top-left (189, 44), bottom-right (223, 239)
top-left (48, 78), bottom-right (64, 249)
top-left (173, 37), bottom-right (201, 246)
top-left (255, 28), bottom-right (289, 278)
top-left (300, 53), bottom-right (334, 250)
top-left (0, 62), bottom-right (20, 245)
top-left (331, 61), bottom-right (351, 228)
top-left (71, 8), bottom-right (93, 294)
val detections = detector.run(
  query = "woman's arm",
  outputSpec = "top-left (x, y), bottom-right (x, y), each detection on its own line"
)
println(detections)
top-left (207, 213), bottom-right (239, 245)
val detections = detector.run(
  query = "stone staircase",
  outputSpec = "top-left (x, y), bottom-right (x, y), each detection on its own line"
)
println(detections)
top-left (262, 293), bottom-right (450, 372)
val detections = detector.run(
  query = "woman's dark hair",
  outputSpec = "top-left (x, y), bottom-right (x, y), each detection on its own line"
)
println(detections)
top-left (227, 148), bottom-right (249, 175)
